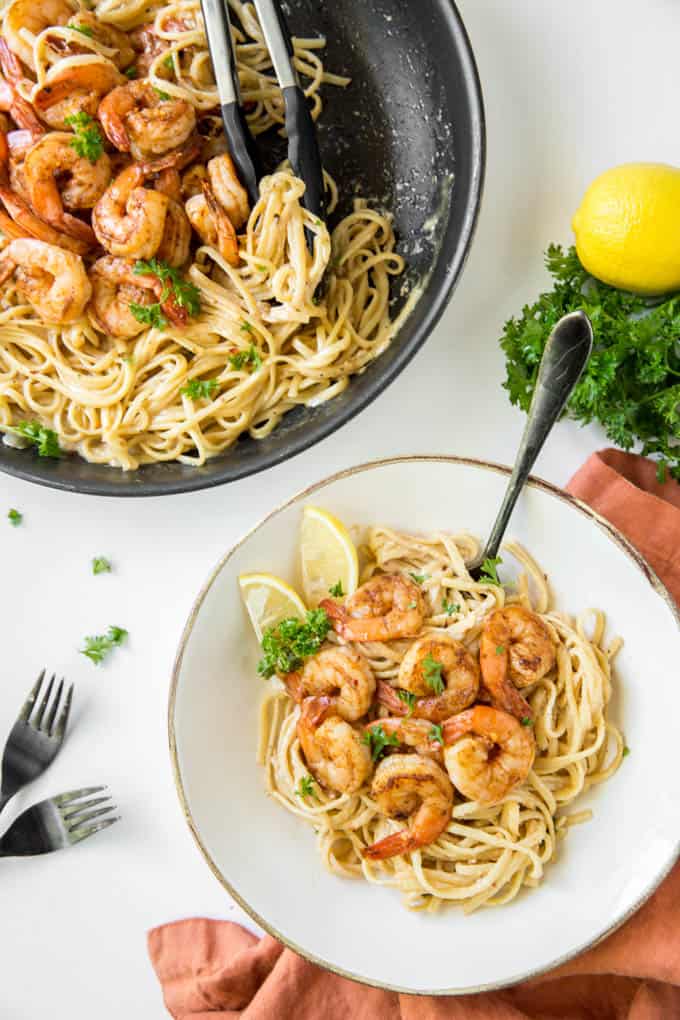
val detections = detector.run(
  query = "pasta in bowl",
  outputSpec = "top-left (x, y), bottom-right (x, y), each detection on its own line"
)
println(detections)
top-left (170, 457), bottom-right (680, 993)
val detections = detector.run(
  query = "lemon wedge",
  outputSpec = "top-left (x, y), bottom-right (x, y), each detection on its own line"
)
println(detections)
top-left (238, 572), bottom-right (306, 642)
top-left (300, 505), bottom-right (359, 607)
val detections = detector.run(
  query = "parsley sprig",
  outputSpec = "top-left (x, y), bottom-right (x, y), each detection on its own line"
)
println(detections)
top-left (361, 724), bottom-right (400, 762)
top-left (257, 609), bottom-right (331, 678)
top-left (131, 259), bottom-right (201, 329)
top-left (5, 421), bottom-right (61, 458)
top-left (479, 557), bottom-right (503, 586)
top-left (64, 111), bottom-right (104, 163)
top-left (422, 654), bottom-right (445, 695)
top-left (397, 689), bottom-right (417, 716)
top-left (500, 244), bottom-right (680, 479)
top-left (80, 625), bottom-right (127, 665)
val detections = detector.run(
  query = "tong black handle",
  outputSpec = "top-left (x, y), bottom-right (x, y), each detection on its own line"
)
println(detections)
top-left (283, 86), bottom-right (325, 220)
top-left (220, 101), bottom-right (262, 208)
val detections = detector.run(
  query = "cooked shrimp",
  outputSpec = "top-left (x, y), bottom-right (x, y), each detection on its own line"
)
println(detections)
top-left (185, 181), bottom-right (239, 266)
top-left (321, 573), bottom-right (425, 643)
top-left (88, 255), bottom-right (188, 335)
top-left (378, 635), bottom-right (480, 723)
top-left (479, 606), bottom-right (556, 720)
top-left (98, 80), bottom-right (196, 159)
top-left (207, 152), bottom-right (249, 229)
top-left (155, 198), bottom-right (191, 267)
top-left (181, 163), bottom-right (206, 198)
top-left (284, 645), bottom-right (375, 722)
top-left (0, 40), bottom-right (45, 135)
top-left (0, 238), bottom-right (91, 322)
top-left (150, 167), bottom-right (191, 266)
top-left (297, 696), bottom-right (371, 795)
top-left (32, 56), bottom-right (125, 130)
top-left (442, 706), bottom-right (535, 806)
top-left (23, 131), bottom-right (109, 245)
top-left (0, 146), bottom-right (89, 253)
top-left (363, 718), bottom-right (444, 762)
top-left (92, 164), bottom-right (168, 259)
top-left (2, 0), bottom-right (74, 71)
top-left (363, 754), bottom-right (453, 860)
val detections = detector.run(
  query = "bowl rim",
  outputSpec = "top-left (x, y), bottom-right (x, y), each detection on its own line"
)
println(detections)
top-left (0, 0), bottom-right (486, 498)
top-left (168, 453), bottom-right (680, 995)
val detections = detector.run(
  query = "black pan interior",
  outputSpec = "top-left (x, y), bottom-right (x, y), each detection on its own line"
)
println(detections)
top-left (0, 0), bottom-right (485, 495)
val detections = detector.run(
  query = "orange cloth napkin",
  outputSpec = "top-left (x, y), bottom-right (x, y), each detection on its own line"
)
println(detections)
top-left (149, 449), bottom-right (680, 1020)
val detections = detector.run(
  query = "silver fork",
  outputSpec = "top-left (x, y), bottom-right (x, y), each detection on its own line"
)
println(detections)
top-left (0, 670), bottom-right (74, 813)
top-left (0, 786), bottom-right (119, 857)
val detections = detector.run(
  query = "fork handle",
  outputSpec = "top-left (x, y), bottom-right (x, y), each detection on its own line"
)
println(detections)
top-left (0, 792), bottom-right (12, 815)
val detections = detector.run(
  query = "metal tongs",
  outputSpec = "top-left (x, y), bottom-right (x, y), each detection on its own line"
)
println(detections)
top-left (199, 0), bottom-right (325, 223)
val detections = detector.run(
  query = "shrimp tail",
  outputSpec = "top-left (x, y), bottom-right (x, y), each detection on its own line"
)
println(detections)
top-left (488, 683), bottom-right (533, 722)
top-left (376, 679), bottom-right (408, 715)
top-left (319, 597), bottom-right (347, 627)
top-left (363, 829), bottom-right (417, 861)
top-left (300, 695), bottom-right (334, 728)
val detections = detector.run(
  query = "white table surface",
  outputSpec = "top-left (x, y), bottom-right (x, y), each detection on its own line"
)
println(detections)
top-left (2, 1), bottom-right (677, 1015)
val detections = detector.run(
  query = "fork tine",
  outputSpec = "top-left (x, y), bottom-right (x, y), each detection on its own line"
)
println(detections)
top-left (19, 669), bottom-right (45, 723)
top-left (54, 785), bottom-right (106, 807)
top-left (71, 815), bottom-right (120, 844)
top-left (33, 673), bottom-right (55, 730)
top-left (67, 805), bottom-right (117, 830)
top-left (61, 795), bottom-right (111, 821)
top-left (55, 683), bottom-right (74, 740)
top-left (44, 677), bottom-right (64, 735)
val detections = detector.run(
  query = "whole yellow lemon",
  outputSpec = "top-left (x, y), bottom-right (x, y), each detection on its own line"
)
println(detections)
top-left (572, 162), bottom-right (680, 295)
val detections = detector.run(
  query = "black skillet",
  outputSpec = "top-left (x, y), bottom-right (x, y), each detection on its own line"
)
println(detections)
top-left (0, 0), bottom-right (485, 496)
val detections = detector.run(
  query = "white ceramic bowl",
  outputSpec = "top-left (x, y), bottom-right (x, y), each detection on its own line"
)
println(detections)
top-left (170, 457), bottom-right (680, 994)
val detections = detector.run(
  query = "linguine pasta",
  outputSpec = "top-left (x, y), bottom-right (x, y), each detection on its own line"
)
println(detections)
top-left (0, 0), bottom-right (404, 468)
top-left (258, 526), bottom-right (625, 913)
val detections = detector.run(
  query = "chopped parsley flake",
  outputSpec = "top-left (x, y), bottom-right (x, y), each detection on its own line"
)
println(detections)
top-left (68, 21), bottom-right (95, 36)
top-left (124, 66), bottom-right (138, 79)
top-left (295, 774), bottom-right (317, 799)
top-left (622, 745), bottom-right (630, 757)
top-left (228, 344), bottom-right (262, 371)
top-left (328, 580), bottom-right (344, 597)
top-left (64, 111), bottom-right (104, 162)
top-left (8, 508), bottom-right (22, 526)
top-left (181, 378), bottom-right (219, 400)
top-left (92, 557), bottom-right (112, 575)
top-left (361, 724), bottom-right (400, 762)
top-left (422, 654), bottom-right (445, 695)
top-left (408, 572), bottom-right (429, 585)
top-left (80, 625), bottom-right (127, 665)
top-left (5, 420), bottom-right (61, 458)
top-left (397, 689), bottom-right (417, 716)
top-left (442, 599), bottom-right (460, 616)
top-left (520, 717), bottom-right (534, 727)
top-left (153, 87), bottom-right (171, 100)
top-left (479, 556), bottom-right (503, 586)
top-left (429, 723), bottom-right (444, 745)
top-left (133, 258), bottom-right (201, 318)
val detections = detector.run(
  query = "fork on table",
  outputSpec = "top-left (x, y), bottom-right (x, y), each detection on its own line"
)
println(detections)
top-left (0, 669), bottom-right (74, 813)
top-left (0, 670), bottom-right (119, 853)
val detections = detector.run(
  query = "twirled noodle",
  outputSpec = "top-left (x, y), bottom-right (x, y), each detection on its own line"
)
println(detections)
top-left (258, 529), bottom-right (625, 913)
top-left (0, 0), bottom-right (402, 469)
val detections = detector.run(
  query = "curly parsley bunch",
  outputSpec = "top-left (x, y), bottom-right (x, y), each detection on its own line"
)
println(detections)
top-left (500, 245), bottom-right (680, 480)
